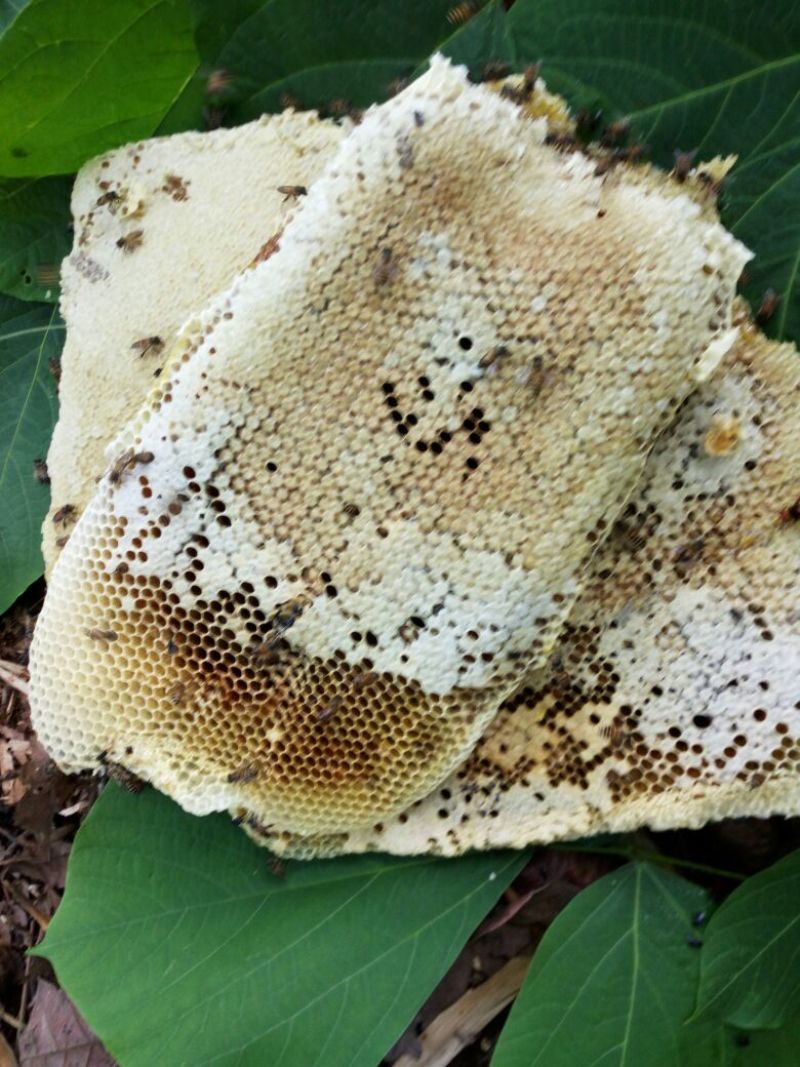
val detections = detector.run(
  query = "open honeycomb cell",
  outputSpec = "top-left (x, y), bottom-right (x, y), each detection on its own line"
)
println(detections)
top-left (31, 58), bottom-right (751, 839)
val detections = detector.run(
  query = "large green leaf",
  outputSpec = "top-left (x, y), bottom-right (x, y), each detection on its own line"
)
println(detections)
top-left (692, 849), bottom-right (800, 1030)
top-left (508, 0), bottom-right (800, 344)
top-left (491, 863), bottom-right (712, 1067)
top-left (159, 0), bottom-right (512, 134)
top-left (0, 176), bottom-right (72, 302)
top-left (38, 785), bottom-right (528, 1067)
top-left (0, 0), bottom-right (197, 177)
top-left (0, 295), bottom-right (61, 613)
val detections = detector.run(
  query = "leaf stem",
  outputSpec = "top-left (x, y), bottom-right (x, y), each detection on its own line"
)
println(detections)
top-left (550, 842), bottom-right (746, 882)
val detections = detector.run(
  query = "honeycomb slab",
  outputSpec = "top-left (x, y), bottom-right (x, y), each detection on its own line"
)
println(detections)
top-left (283, 309), bottom-right (800, 856)
top-left (33, 59), bottom-right (782, 850)
top-left (44, 109), bottom-right (345, 574)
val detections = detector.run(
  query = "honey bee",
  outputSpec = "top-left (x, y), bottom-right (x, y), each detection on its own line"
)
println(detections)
top-left (501, 64), bottom-right (539, 105)
top-left (386, 77), bottom-right (410, 99)
top-left (116, 229), bottom-right (144, 253)
top-left (672, 538), bottom-right (705, 571)
top-left (162, 174), bottom-right (189, 202)
top-left (324, 98), bottom-right (352, 119)
top-left (276, 185), bottom-right (307, 202)
top-left (203, 105), bottom-right (227, 130)
top-left (113, 561), bottom-right (129, 577)
top-left (695, 170), bottom-right (724, 203)
top-left (131, 335), bottom-right (164, 358)
top-left (251, 641), bottom-right (284, 667)
top-left (316, 695), bottom-right (342, 722)
top-left (279, 92), bottom-right (301, 111)
top-left (779, 496), bottom-right (800, 524)
top-left (447, 1), bottom-right (480, 26)
top-left (169, 682), bottom-right (186, 705)
top-left (206, 69), bottom-right (233, 97)
top-left (245, 814), bottom-right (275, 837)
top-left (52, 503), bottom-right (76, 526)
top-left (55, 535), bottom-right (70, 549)
top-left (513, 354), bottom-right (547, 395)
top-left (36, 263), bottom-right (59, 287)
top-left (672, 148), bottom-right (697, 183)
top-left (166, 635), bottom-right (178, 655)
top-left (98, 752), bottom-right (146, 794)
top-left (272, 596), bottom-right (309, 634)
top-left (86, 627), bottom-right (118, 644)
top-left (479, 344), bottom-right (510, 371)
top-left (48, 357), bottom-right (61, 383)
top-left (397, 135), bottom-right (414, 169)
top-left (268, 856), bottom-right (286, 878)
top-left (575, 109), bottom-right (602, 141)
top-left (592, 154), bottom-right (617, 178)
top-left (615, 143), bottom-right (645, 164)
top-left (33, 458), bottom-right (50, 484)
top-left (109, 448), bottom-right (154, 485)
top-left (227, 762), bottom-right (258, 784)
top-left (600, 119), bottom-right (630, 147)
top-left (756, 288), bottom-right (780, 325)
top-left (96, 190), bottom-right (120, 208)
top-left (614, 518), bottom-right (649, 554)
top-left (352, 670), bottom-right (376, 690)
top-left (373, 247), bottom-right (398, 286)
top-left (480, 61), bottom-right (511, 82)
top-left (251, 232), bottom-right (281, 266)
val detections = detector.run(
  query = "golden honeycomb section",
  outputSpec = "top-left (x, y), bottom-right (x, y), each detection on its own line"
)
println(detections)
top-left (31, 58), bottom-right (750, 838)
top-left (31, 495), bottom-right (496, 828)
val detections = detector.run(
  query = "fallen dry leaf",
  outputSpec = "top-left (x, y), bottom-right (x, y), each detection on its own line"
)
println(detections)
top-left (17, 981), bottom-right (115, 1067)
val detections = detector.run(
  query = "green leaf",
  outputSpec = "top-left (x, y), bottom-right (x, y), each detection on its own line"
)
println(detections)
top-left (191, 0), bottom-right (263, 61)
top-left (159, 0), bottom-right (512, 134)
top-left (507, 0), bottom-right (800, 344)
top-left (723, 1008), bottom-right (800, 1065)
top-left (38, 785), bottom-right (528, 1067)
top-left (491, 863), bottom-right (712, 1067)
top-left (0, 0), bottom-right (197, 177)
top-left (0, 0), bottom-right (27, 34)
top-left (416, 0), bottom-right (516, 78)
top-left (0, 295), bottom-right (62, 614)
top-left (221, 0), bottom-right (494, 118)
top-left (0, 176), bottom-right (72, 301)
top-left (693, 849), bottom-right (800, 1030)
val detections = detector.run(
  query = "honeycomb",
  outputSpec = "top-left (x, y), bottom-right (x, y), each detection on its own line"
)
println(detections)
top-left (43, 108), bottom-right (345, 575)
top-left (43, 71), bottom-right (576, 574)
top-left (31, 57), bottom-right (750, 838)
top-left (307, 306), bottom-right (800, 857)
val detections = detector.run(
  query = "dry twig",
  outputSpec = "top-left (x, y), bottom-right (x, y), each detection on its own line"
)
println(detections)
top-left (0, 660), bottom-right (29, 698)
top-left (394, 955), bottom-right (530, 1067)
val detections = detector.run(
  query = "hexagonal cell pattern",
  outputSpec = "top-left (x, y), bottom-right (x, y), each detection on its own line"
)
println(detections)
top-left (31, 59), bottom-right (750, 839)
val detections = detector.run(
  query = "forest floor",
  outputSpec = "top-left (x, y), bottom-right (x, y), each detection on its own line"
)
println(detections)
top-left (2, 581), bottom-right (799, 1067)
